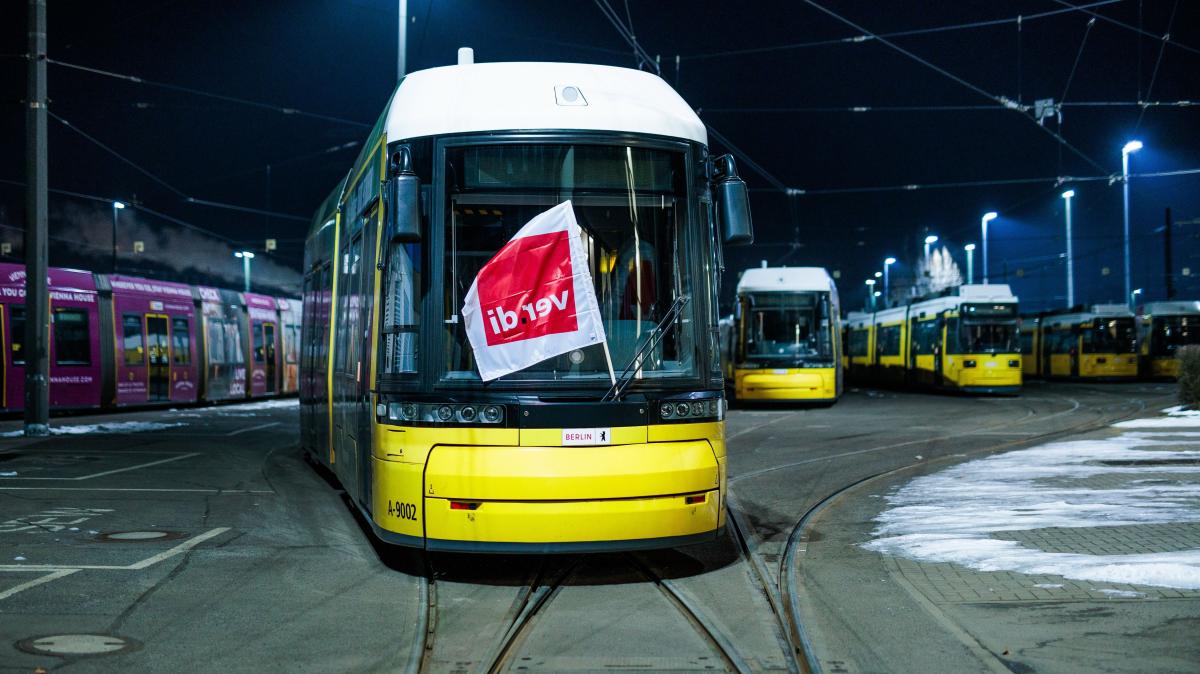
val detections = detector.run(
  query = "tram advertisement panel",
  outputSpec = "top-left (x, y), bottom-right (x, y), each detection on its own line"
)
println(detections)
top-left (109, 275), bottom-right (199, 405)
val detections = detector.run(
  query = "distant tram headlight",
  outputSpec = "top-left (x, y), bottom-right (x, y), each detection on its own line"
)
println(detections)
top-left (963, 359), bottom-right (977, 368)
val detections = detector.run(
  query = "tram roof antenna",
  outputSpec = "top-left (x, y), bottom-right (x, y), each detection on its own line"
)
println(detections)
top-left (602, 295), bottom-right (690, 402)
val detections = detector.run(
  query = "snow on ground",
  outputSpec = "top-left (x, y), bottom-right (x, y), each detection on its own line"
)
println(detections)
top-left (863, 418), bottom-right (1200, 590)
top-left (0, 421), bottom-right (184, 437)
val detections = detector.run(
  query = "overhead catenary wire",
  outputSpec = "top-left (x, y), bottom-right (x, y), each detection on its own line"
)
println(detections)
top-left (1134, 0), bottom-right (1180, 133)
top-left (748, 167), bottom-right (1200, 196)
top-left (46, 58), bottom-right (371, 128)
top-left (684, 0), bottom-right (1123, 61)
top-left (1050, 0), bottom-right (1200, 56)
top-left (48, 111), bottom-right (310, 222)
top-left (800, 0), bottom-right (1111, 175)
top-left (592, 0), bottom-right (659, 74)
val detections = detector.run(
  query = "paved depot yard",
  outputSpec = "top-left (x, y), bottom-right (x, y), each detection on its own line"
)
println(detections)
top-left (0, 383), bottom-right (1195, 673)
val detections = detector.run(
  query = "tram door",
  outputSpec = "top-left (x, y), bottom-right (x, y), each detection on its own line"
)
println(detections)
top-left (263, 323), bottom-right (277, 394)
top-left (146, 314), bottom-right (170, 402)
top-left (333, 230), bottom-right (365, 497)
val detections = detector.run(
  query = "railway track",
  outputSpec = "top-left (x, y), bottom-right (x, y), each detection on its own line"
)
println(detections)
top-left (728, 385), bottom-right (1173, 674)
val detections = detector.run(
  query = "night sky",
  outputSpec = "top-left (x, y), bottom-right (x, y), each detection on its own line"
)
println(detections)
top-left (2, 1), bottom-right (1197, 308)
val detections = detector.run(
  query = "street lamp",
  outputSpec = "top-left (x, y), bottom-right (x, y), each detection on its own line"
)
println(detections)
top-left (964, 243), bottom-right (976, 284)
top-left (1061, 190), bottom-right (1076, 307)
top-left (111, 201), bottom-right (125, 274)
top-left (1121, 140), bottom-right (1143, 303)
top-left (981, 212), bottom-right (998, 284)
top-left (923, 235), bottom-right (938, 266)
top-left (234, 250), bottom-right (255, 293)
top-left (1130, 287), bottom-right (1142, 311)
top-left (883, 257), bottom-right (896, 307)
top-left (865, 278), bottom-right (877, 311)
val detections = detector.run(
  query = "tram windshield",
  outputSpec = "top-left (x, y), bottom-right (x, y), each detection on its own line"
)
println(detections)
top-left (955, 304), bottom-right (1019, 354)
top-left (1150, 315), bottom-right (1200, 356)
top-left (741, 291), bottom-right (833, 365)
top-left (440, 143), bottom-right (702, 385)
top-left (1082, 317), bottom-right (1136, 353)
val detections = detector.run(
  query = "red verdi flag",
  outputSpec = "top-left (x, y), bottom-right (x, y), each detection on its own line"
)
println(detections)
top-left (462, 201), bottom-right (608, 381)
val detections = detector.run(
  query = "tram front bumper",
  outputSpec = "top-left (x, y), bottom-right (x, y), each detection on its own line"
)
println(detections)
top-left (371, 435), bottom-right (725, 553)
top-left (735, 368), bottom-right (837, 402)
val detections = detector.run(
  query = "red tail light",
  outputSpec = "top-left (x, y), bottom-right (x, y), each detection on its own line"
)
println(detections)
top-left (450, 501), bottom-right (480, 511)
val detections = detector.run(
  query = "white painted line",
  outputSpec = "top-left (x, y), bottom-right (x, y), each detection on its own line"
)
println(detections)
top-left (0, 487), bottom-right (273, 494)
top-left (0, 526), bottom-right (231, 571)
top-left (2, 453), bottom-right (202, 481)
top-left (77, 452), bottom-right (201, 480)
top-left (0, 569), bottom-right (79, 601)
top-left (225, 422), bottom-right (281, 436)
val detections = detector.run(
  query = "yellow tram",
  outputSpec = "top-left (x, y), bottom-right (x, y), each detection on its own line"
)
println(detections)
top-left (1025, 304), bottom-right (1139, 380)
top-left (845, 284), bottom-right (1022, 394)
top-left (1137, 301), bottom-right (1200, 379)
top-left (723, 267), bottom-right (841, 403)
top-left (298, 55), bottom-right (753, 552)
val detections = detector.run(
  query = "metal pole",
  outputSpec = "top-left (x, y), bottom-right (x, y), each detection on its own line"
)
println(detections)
top-left (1164, 207), bottom-right (1175, 299)
top-left (398, 0), bottom-right (407, 81)
top-left (1065, 195), bottom-right (1075, 307)
top-left (966, 248), bottom-right (974, 284)
top-left (982, 217), bottom-right (989, 284)
top-left (883, 265), bottom-right (890, 307)
top-left (1122, 151), bottom-right (1131, 302)
top-left (24, 0), bottom-right (49, 436)
top-left (243, 255), bottom-right (251, 294)
top-left (111, 203), bottom-right (118, 274)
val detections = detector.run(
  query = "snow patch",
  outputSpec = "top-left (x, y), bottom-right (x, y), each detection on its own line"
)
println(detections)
top-left (0, 421), bottom-right (184, 437)
top-left (1115, 416), bottom-right (1200, 429)
top-left (1034, 583), bottom-right (1063, 589)
top-left (170, 399), bottom-right (298, 415)
top-left (863, 433), bottom-right (1200, 590)
top-left (1096, 588), bottom-right (1145, 598)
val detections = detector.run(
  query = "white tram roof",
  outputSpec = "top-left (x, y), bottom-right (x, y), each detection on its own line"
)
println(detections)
top-left (737, 267), bottom-right (834, 294)
top-left (384, 61), bottom-right (706, 145)
top-left (909, 284), bottom-right (1017, 316)
top-left (846, 311), bottom-right (872, 329)
top-left (1042, 303), bottom-right (1134, 328)
top-left (1139, 300), bottom-right (1200, 317)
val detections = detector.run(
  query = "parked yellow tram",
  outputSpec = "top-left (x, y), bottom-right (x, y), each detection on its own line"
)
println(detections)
top-left (723, 267), bottom-right (841, 403)
top-left (845, 284), bottom-right (1022, 394)
top-left (1137, 301), bottom-right (1200, 379)
top-left (1024, 304), bottom-right (1139, 380)
top-left (298, 55), bottom-right (752, 553)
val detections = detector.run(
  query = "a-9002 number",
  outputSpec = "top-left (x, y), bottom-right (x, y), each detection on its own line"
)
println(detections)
top-left (387, 500), bottom-right (417, 521)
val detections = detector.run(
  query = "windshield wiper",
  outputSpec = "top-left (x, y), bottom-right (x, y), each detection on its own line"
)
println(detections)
top-left (602, 295), bottom-right (690, 402)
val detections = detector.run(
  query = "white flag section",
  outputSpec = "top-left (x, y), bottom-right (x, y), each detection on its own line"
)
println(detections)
top-left (462, 201), bottom-right (610, 381)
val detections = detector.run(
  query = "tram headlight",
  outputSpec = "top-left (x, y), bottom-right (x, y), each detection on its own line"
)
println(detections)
top-left (459, 405), bottom-right (478, 422)
top-left (1008, 359), bottom-right (1020, 368)
top-left (437, 405), bottom-right (455, 421)
top-left (963, 359), bottom-right (977, 368)
top-left (657, 397), bottom-right (724, 422)
top-left (483, 405), bottom-right (503, 423)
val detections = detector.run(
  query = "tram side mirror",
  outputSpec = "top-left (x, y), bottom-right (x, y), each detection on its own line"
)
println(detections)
top-left (386, 146), bottom-right (421, 243)
top-left (712, 154), bottom-right (753, 246)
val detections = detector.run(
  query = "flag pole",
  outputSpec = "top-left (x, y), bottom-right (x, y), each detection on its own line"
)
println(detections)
top-left (601, 339), bottom-right (616, 386)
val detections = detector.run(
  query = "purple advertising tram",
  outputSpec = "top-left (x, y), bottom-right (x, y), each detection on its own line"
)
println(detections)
top-left (0, 262), bottom-right (298, 413)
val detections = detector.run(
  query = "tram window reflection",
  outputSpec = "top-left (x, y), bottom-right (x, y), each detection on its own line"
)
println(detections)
top-left (10, 305), bottom-right (25, 366)
top-left (122, 314), bottom-right (145, 366)
top-left (52, 308), bottom-right (90, 366)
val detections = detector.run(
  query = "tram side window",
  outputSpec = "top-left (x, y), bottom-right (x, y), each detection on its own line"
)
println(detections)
top-left (912, 320), bottom-right (938, 355)
top-left (10, 305), bottom-right (25, 365)
top-left (53, 308), bottom-right (91, 366)
top-left (1020, 331), bottom-right (1034, 355)
top-left (172, 317), bottom-right (190, 365)
top-left (1049, 329), bottom-right (1073, 354)
top-left (877, 325), bottom-right (901, 357)
top-left (253, 323), bottom-right (265, 363)
top-left (122, 314), bottom-right (145, 366)
top-left (848, 329), bottom-right (869, 357)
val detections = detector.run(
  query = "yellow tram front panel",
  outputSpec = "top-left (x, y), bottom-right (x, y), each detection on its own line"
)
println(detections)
top-left (1078, 353), bottom-right (1138, 379)
top-left (371, 421), bottom-right (723, 548)
top-left (944, 353), bottom-right (1022, 392)
top-left (733, 367), bottom-right (837, 402)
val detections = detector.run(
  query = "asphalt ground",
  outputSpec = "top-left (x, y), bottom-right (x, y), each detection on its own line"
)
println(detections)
top-left (0, 381), bottom-right (1184, 673)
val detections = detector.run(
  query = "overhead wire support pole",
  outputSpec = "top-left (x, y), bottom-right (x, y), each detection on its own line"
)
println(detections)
top-left (24, 0), bottom-right (49, 436)
top-left (398, 0), bottom-right (407, 80)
